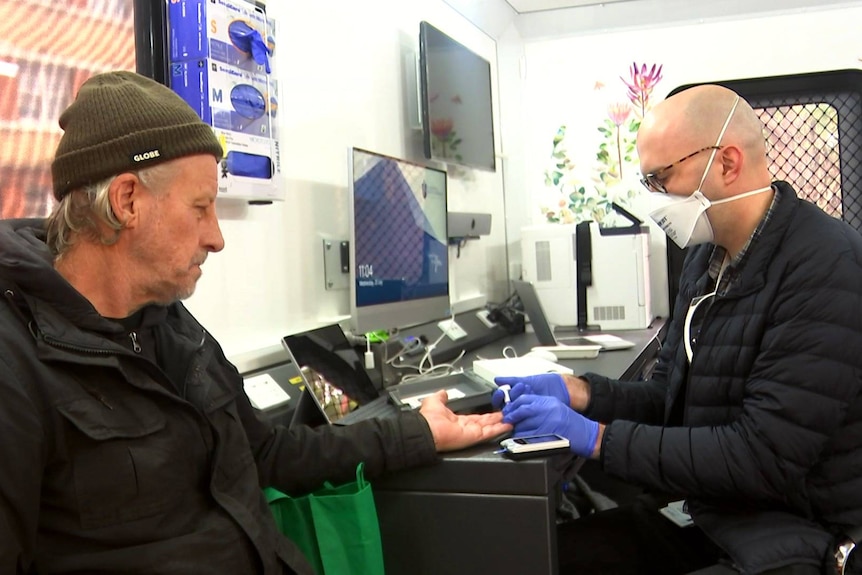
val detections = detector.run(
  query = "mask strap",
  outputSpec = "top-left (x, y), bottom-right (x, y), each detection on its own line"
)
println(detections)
top-left (711, 185), bottom-right (773, 206)
top-left (696, 95), bottom-right (741, 191)
top-left (684, 253), bottom-right (730, 363)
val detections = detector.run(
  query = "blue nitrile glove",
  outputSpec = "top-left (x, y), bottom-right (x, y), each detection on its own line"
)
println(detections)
top-left (502, 395), bottom-right (600, 458)
top-left (228, 20), bottom-right (273, 73)
top-left (491, 373), bottom-right (569, 410)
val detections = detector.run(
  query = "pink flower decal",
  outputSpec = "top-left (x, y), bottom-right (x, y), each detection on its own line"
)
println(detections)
top-left (621, 62), bottom-right (663, 117)
top-left (607, 101), bottom-right (632, 127)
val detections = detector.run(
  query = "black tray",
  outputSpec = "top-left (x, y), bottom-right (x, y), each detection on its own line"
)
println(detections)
top-left (387, 371), bottom-right (496, 414)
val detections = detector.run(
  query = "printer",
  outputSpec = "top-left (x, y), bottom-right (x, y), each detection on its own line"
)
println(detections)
top-left (520, 204), bottom-right (652, 331)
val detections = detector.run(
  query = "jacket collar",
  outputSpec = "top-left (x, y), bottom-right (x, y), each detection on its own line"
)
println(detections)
top-left (721, 181), bottom-right (799, 298)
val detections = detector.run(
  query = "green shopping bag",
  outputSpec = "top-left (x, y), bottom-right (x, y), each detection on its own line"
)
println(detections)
top-left (264, 462), bottom-right (385, 575)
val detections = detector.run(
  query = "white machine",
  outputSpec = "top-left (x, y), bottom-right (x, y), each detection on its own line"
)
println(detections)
top-left (520, 206), bottom-right (652, 331)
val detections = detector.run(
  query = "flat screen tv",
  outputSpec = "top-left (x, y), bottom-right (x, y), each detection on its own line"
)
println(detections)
top-left (419, 21), bottom-right (496, 172)
top-left (349, 147), bottom-right (450, 333)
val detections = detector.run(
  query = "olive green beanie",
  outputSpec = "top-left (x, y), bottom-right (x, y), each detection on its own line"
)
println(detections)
top-left (51, 70), bottom-right (224, 200)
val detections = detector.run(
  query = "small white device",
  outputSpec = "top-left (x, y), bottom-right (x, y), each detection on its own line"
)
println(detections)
top-left (659, 500), bottom-right (694, 528)
top-left (499, 433), bottom-right (571, 460)
top-left (472, 356), bottom-right (572, 385)
top-left (532, 344), bottom-right (601, 360)
top-left (524, 348), bottom-right (558, 362)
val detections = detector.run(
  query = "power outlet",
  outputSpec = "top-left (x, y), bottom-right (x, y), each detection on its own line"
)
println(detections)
top-left (476, 309), bottom-right (497, 329)
top-left (438, 319), bottom-right (468, 341)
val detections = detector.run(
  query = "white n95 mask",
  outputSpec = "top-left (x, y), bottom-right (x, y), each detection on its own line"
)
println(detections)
top-left (649, 186), bottom-right (773, 249)
top-left (649, 190), bottom-right (713, 249)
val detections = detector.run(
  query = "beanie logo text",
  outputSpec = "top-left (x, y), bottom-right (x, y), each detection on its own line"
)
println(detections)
top-left (132, 150), bottom-right (161, 162)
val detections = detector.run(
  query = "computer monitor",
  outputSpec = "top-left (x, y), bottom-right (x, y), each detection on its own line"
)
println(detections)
top-left (349, 147), bottom-right (450, 333)
top-left (419, 21), bottom-right (496, 172)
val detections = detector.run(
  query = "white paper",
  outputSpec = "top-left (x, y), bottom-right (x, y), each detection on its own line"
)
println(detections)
top-left (403, 387), bottom-right (466, 409)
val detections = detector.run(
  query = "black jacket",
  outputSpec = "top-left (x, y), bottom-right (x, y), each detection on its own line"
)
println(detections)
top-left (583, 183), bottom-right (862, 573)
top-left (0, 218), bottom-right (439, 574)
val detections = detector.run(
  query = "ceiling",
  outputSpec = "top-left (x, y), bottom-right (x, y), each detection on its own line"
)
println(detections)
top-left (448, 0), bottom-right (862, 42)
top-left (504, 0), bottom-right (633, 13)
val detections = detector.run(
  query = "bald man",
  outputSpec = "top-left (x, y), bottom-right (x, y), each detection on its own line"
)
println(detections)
top-left (497, 86), bottom-right (862, 574)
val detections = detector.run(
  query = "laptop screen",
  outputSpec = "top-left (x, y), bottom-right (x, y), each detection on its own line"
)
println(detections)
top-left (512, 279), bottom-right (559, 346)
top-left (282, 325), bottom-right (382, 424)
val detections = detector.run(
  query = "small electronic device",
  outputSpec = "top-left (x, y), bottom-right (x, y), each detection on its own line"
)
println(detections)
top-left (471, 356), bottom-right (572, 385)
top-left (524, 348), bottom-right (557, 362)
top-left (659, 500), bottom-right (694, 528)
top-left (499, 433), bottom-right (571, 460)
top-left (531, 344), bottom-right (600, 360)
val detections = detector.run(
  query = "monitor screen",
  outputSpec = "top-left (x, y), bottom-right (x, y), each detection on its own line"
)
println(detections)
top-left (349, 147), bottom-right (450, 333)
top-left (419, 21), bottom-right (496, 172)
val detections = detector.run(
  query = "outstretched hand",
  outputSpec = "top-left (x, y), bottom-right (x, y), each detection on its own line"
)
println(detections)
top-left (419, 390), bottom-right (512, 452)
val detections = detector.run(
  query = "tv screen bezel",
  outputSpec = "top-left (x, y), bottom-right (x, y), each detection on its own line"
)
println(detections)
top-left (418, 20), bottom-right (497, 172)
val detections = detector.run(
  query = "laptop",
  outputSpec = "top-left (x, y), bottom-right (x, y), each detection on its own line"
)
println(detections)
top-left (512, 280), bottom-right (635, 357)
top-left (282, 324), bottom-right (497, 426)
top-left (282, 324), bottom-right (396, 427)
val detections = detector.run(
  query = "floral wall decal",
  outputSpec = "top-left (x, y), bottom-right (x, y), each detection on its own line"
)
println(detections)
top-left (623, 62), bottom-right (664, 119)
top-left (540, 62), bottom-right (664, 225)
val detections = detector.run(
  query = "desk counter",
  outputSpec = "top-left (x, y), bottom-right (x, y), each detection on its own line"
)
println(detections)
top-left (373, 319), bottom-right (666, 575)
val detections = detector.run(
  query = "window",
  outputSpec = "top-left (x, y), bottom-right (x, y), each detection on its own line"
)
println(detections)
top-left (0, 0), bottom-right (135, 219)
top-left (759, 102), bottom-right (843, 218)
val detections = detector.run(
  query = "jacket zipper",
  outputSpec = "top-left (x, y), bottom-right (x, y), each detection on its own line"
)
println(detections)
top-left (41, 334), bottom-right (118, 356)
top-left (129, 331), bottom-right (142, 353)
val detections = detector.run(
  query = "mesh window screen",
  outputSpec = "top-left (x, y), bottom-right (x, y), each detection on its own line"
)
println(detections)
top-left (759, 103), bottom-right (842, 218)
top-left (702, 71), bottom-right (862, 232)
top-left (750, 91), bottom-right (862, 231)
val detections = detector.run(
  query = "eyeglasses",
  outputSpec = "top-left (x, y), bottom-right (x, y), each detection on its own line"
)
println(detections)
top-left (640, 146), bottom-right (723, 194)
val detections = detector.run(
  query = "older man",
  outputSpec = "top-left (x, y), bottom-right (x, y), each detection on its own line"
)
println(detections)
top-left (0, 71), bottom-right (509, 574)
top-left (497, 85), bottom-right (862, 574)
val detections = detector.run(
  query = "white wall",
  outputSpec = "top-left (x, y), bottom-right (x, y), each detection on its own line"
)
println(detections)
top-left (183, 0), bottom-right (862, 370)
top-left (512, 2), bottom-right (862, 319)
top-left (183, 0), bottom-right (509, 371)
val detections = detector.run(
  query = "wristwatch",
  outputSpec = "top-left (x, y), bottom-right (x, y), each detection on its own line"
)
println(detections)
top-left (835, 534), bottom-right (859, 575)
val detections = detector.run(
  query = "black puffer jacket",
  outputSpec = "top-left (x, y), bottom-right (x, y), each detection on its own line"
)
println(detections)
top-left (0, 219), bottom-right (439, 574)
top-left (583, 182), bottom-right (862, 573)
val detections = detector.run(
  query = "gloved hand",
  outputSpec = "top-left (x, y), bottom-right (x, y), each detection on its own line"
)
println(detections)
top-left (502, 394), bottom-right (600, 458)
top-left (491, 373), bottom-right (570, 410)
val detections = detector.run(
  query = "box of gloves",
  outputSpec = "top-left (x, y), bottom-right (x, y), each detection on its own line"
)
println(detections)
top-left (170, 59), bottom-right (275, 138)
top-left (168, 0), bottom-right (273, 74)
top-left (167, 0), bottom-right (282, 201)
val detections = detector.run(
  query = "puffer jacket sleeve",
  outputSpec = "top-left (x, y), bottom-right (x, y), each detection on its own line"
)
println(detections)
top-left (214, 351), bottom-right (440, 495)
top-left (581, 299), bottom-right (689, 425)
top-left (0, 353), bottom-right (44, 574)
top-left (601, 223), bottom-right (862, 508)
top-left (580, 244), bottom-right (707, 426)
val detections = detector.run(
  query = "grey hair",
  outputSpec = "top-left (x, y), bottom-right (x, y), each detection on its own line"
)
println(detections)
top-left (46, 162), bottom-right (176, 258)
